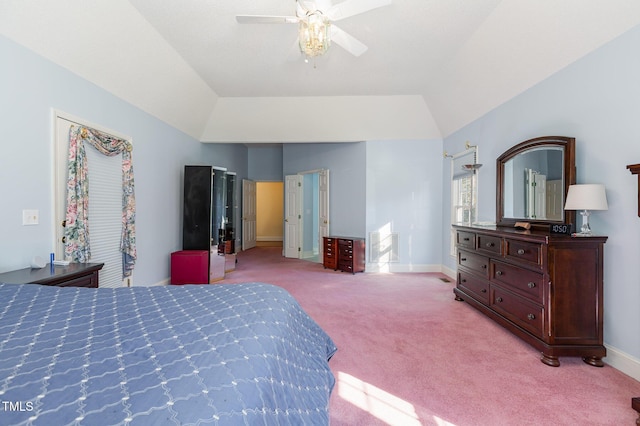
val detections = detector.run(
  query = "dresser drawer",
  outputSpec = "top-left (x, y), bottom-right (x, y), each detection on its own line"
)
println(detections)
top-left (339, 262), bottom-right (354, 273)
top-left (477, 234), bottom-right (502, 255)
top-left (491, 287), bottom-right (544, 337)
top-left (323, 237), bottom-right (337, 269)
top-left (456, 231), bottom-right (475, 250)
top-left (491, 260), bottom-right (544, 303)
top-left (458, 271), bottom-right (489, 304)
top-left (324, 254), bottom-right (337, 269)
top-left (505, 239), bottom-right (543, 268)
top-left (338, 238), bottom-right (354, 248)
top-left (457, 250), bottom-right (489, 278)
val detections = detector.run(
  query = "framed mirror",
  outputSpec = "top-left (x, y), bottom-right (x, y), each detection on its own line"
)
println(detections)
top-left (496, 136), bottom-right (576, 228)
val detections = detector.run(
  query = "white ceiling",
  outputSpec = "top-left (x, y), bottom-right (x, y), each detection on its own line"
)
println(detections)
top-left (2, 0), bottom-right (640, 141)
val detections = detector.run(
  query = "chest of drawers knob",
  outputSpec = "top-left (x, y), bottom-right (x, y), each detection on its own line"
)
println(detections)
top-left (486, 242), bottom-right (495, 247)
top-left (527, 313), bottom-right (536, 320)
top-left (496, 296), bottom-right (503, 303)
top-left (528, 282), bottom-right (536, 289)
top-left (496, 270), bottom-right (503, 276)
top-left (517, 248), bottom-right (525, 255)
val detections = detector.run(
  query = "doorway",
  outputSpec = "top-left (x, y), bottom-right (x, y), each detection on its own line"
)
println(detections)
top-left (256, 182), bottom-right (284, 247)
top-left (284, 169), bottom-right (329, 262)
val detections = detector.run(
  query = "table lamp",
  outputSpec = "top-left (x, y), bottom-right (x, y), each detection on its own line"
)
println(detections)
top-left (564, 184), bottom-right (608, 235)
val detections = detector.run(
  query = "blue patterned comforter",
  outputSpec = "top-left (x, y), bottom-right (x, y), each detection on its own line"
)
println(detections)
top-left (0, 282), bottom-right (336, 425)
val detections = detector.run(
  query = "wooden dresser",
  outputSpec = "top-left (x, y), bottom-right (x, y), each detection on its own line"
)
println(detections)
top-left (323, 236), bottom-right (365, 274)
top-left (453, 224), bottom-right (607, 367)
top-left (0, 263), bottom-right (104, 288)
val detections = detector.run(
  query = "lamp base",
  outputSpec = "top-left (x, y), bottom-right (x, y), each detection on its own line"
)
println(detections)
top-left (577, 209), bottom-right (592, 236)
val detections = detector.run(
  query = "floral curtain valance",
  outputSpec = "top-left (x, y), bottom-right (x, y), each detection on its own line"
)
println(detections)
top-left (64, 125), bottom-right (136, 278)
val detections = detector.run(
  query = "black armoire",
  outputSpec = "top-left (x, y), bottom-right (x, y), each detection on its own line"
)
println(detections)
top-left (182, 165), bottom-right (233, 282)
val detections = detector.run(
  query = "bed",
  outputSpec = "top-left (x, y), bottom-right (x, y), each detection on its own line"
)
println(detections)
top-left (0, 282), bottom-right (337, 425)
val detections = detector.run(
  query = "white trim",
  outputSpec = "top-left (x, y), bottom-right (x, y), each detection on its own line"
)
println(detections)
top-left (365, 263), bottom-right (442, 273)
top-left (52, 109), bottom-right (131, 141)
top-left (257, 236), bottom-right (283, 242)
top-left (441, 265), bottom-right (456, 280)
top-left (604, 344), bottom-right (640, 382)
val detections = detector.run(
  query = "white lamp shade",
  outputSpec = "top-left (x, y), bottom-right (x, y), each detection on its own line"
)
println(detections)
top-left (564, 184), bottom-right (608, 211)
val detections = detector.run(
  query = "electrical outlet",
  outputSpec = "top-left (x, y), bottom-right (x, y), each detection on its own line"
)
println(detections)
top-left (22, 209), bottom-right (39, 225)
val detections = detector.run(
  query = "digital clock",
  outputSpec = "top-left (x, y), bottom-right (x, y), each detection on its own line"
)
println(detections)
top-left (550, 223), bottom-right (573, 235)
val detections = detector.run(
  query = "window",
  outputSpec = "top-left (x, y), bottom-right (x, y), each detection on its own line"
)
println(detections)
top-left (449, 147), bottom-right (478, 256)
top-left (452, 175), bottom-right (476, 225)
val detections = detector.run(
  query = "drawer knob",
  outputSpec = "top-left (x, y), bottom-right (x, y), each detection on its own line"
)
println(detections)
top-left (461, 278), bottom-right (467, 283)
top-left (481, 264), bottom-right (487, 269)
top-left (527, 313), bottom-right (536, 320)
top-left (496, 270), bottom-right (502, 276)
top-left (517, 249), bottom-right (525, 255)
top-left (486, 242), bottom-right (494, 247)
top-left (496, 297), bottom-right (503, 303)
top-left (460, 257), bottom-right (467, 261)
top-left (463, 237), bottom-right (470, 241)
top-left (527, 282), bottom-right (536, 289)
top-left (481, 289), bottom-right (487, 293)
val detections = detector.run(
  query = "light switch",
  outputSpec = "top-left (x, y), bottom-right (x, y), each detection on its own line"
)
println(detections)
top-left (22, 209), bottom-right (39, 225)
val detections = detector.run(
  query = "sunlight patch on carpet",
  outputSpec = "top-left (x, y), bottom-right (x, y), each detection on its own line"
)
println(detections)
top-left (337, 371), bottom-right (421, 425)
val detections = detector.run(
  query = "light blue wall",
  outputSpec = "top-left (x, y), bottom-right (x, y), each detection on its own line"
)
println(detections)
top-left (442, 25), bottom-right (640, 360)
top-left (248, 145), bottom-right (283, 181)
top-left (283, 143), bottom-right (366, 237)
top-left (367, 139), bottom-right (443, 270)
top-left (0, 35), bottom-right (249, 286)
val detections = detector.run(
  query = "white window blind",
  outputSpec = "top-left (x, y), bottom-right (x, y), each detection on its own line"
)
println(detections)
top-left (84, 145), bottom-right (125, 288)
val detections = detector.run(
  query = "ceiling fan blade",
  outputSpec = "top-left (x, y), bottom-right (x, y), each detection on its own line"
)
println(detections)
top-left (330, 25), bottom-right (368, 56)
top-left (296, 1), bottom-right (307, 17)
top-left (236, 15), bottom-right (299, 24)
top-left (327, 0), bottom-right (392, 21)
top-left (314, 0), bottom-right (334, 12)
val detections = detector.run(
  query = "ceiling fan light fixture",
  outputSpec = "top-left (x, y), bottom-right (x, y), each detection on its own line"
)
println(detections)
top-left (299, 11), bottom-right (331, 59)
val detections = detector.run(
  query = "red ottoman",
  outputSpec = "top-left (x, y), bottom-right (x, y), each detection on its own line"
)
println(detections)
top-left (170, 250), bottom-right (209, 284)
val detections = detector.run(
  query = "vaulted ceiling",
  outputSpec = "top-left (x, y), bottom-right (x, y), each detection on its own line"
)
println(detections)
top-left (2, 1), bottom-right (640, 142)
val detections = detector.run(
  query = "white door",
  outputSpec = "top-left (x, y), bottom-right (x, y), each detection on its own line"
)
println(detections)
top-left (242, 179), bottom-right (257, 250)
top-left (546, 179), bottom-right (563, 220)
top-left (534, 174), bottom-right (547, 219)
top-left (319, 169), bottom-right (330, 245)
top-left (54, 111), bottom-right (131, 287)
top-left (284, 174), bottom-right (302, 258)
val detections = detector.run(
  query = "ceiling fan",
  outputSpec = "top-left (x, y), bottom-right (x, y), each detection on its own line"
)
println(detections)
top-left (236, 0), bottom-right (392, 60)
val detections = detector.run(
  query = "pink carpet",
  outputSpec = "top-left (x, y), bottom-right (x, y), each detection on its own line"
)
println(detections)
top-left (220, 247), bottom-right (640, 425)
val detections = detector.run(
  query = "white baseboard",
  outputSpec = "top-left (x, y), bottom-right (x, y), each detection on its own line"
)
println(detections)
top-left (143, 278), bottom-right (170, 287)
top-left (441, 265), bottom-right (456, 281)
top-left (604, 344), bottom-right (640, 382)
top-left (365, 263), bottom-right (442, 273)
top-left (257, 236), bottom-right (283, 241)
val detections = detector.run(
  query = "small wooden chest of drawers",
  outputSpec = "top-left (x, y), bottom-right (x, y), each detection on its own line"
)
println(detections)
top-left (453, 224), bottom-right (607, 367)
top-left (323, 236), bottom-right (365, 274)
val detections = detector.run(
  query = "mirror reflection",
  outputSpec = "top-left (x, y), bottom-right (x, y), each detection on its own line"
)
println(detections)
top-left (503, 146), bottom-right (564, 220)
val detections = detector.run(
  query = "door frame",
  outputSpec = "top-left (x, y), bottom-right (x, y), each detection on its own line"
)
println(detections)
top-left (242, 179), bottom-right (257, 251)
top-left (284, 169), bottom-right (329, 261)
